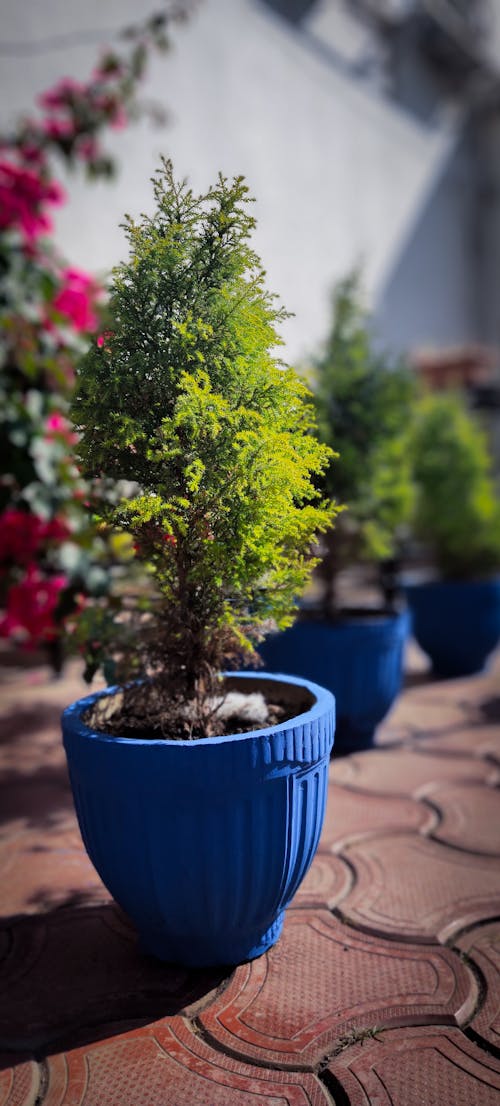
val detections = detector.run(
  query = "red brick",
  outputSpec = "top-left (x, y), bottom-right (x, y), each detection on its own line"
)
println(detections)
top-left (327, 1026), bottom-right (500, 1106)
top-left (43, 1019), bottom-right (330, 1106)
top-left (340, 832), bottom-right (500, 941)
top-left (198, 910), bottom-right (476, 1068)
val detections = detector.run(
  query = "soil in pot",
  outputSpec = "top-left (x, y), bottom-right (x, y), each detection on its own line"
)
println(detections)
top-left (83, 676), bottom-right (314, 740)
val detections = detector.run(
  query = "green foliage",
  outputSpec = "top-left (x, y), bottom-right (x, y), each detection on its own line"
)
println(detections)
top-left (311, 274), bottom-right (415, 593)
top-left (72, 161), bottom-right (337, 724)
top-left (409, 392), bottom-right (500, 579)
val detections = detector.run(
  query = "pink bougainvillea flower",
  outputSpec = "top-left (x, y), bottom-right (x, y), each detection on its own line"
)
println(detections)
top-left (0, 159), bottom-right (64, 242)
top-left (38, 78), bottom-right (84, 111)
top-left (42, 117), bottom-right (76, 142)
top-left (18, 142), bottom-right (45, 165)
top-left (52, 267), bottom-right (100, 332)
top-left (46, 413), bottom-right (66, 432)
top-left (0, 509), bottom-right (71, 565)
top-left (97, 329), bottom-right (114, 350)
top-left (0, 510), bottom-right (45, 563)
top-left (44, 411), bottom-right (78, 445)
top-left (43, 516), bottom-right (71, 542)
top-left (0, 564), bottom-right (68, 643)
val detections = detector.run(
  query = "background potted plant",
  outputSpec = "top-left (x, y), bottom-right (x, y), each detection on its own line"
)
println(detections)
top-left (259, 274), bottom-right (414, 755)
top-left (62, 161), bottom-right (338, 968)
top-left (404, 390), bottom-right (500, 676)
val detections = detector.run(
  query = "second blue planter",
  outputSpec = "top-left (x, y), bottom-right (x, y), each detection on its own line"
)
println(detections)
top-left (258, 609), bottom-right (409, 756)
top-left (404, 578), bottom-right (500, 677)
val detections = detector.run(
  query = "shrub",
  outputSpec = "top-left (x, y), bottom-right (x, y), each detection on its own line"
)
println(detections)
top-left (72, 162), bottom-right (338, 735)
top-left (311, 273), bottom-right (415, 610)
top-left (409, 392), bottom-right (500, 579)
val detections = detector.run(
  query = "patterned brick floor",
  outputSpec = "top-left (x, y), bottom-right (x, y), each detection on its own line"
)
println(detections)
top-left (1, 643), bottom-right (499, 1105)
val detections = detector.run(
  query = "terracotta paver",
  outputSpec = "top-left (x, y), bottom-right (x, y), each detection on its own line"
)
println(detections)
top-left (457, 921), bottom-right (500, 1052)
top-left (43, 1019), bottom-right (330, 1106)
top-left (320, 782), bottom-right (435, 850)
top-left (0, 826), bottom-right (105, 916)
top-left (1, 647), bottom-right (500, 1103)
top-left (339, 831), bottom-right (500, 942)
top-left (198, 910), bottom-right (476, 1068)
top-left (377, 696), bottom-right (472, 744)
top-left (0, 1057), bottom-right (40, 1106)
top-left (326, 1026), bottom-right (500, 1105)
top-left (291, 851), bottom-right (353, 909)
top-left (331, 746), bottom-right (498, 794)
top-left (425, 781), bottom-right (500, 855)
top-left (416, 723), bottom-right (500, 762)
top-left (377, 648), bottom-right (500, 739)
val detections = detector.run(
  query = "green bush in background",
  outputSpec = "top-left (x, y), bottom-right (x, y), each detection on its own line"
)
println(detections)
top-left (409, 391), bottom-right (500, 579)
top-left (311, 273), bottom-right (415, 611)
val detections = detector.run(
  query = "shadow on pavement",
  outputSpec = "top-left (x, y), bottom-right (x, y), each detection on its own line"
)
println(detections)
top-left (0, 899), bottom-right (232, 1059)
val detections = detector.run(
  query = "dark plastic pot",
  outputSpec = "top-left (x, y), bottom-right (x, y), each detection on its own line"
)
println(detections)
top-left (258, 609), bottom-right (409, 756)
top-left (404, 578), bottom-right (500, 677)
top-left (62, 672), bottom-right (335, 967)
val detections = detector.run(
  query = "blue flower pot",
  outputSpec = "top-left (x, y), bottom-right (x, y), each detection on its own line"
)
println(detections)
top-left (62, 672), bottom-right (335, 967)
top-left (258, 609), bottom-right (409, 756)
top-left (404, 578), bottom-right (500, 677)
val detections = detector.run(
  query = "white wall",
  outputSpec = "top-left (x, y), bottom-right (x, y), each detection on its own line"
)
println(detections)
top-left (0, 0), bottom-right (471, 361)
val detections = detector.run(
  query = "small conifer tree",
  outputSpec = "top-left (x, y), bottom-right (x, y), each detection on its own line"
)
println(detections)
top-left (312, 273), bottom-right (415, 612)
top-left (72, 161), bottom-right (338, 735)
top-left (409, 392), bottom-right (500, 579)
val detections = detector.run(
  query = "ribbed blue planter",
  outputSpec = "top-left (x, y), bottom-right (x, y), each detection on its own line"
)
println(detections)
top-left (258, 610), bottom-right (409, 756)
top-left (62, 672), bottom-right (335, 967)
top-left (404, 578), bottom-right (500, 677)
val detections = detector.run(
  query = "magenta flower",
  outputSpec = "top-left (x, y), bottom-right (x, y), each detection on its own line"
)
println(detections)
top-left (0, 509), bottom-right (70, 565)
top-left (0, 159), bottom-right (65, 242)
top-left (44, 411), bottom-right (78, 445)
top-left (18, 142), bottom-right (45, 166)
top-left (38, 78), bottom-right (84, 111)
top-left (53, 268), bottom-right (100, 332)
top-left (96, 329), bottom-right (114, 350)
top-left (42, 117), bottom-right (76, 142)
top-left (46, 413), bottom-right (66, 432)
top-left (0, 564), bottom-right (68, 643)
